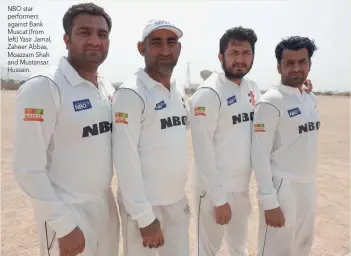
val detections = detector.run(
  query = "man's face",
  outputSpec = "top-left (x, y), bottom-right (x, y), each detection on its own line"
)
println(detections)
top-left (138, 29), bottom-right (181, 76)
top-left (278, 48), bottom-right (310, 87)
top-left (219, 40), bottom-right (254, 79)
top-left (64, 14), bottom-right (110, 66)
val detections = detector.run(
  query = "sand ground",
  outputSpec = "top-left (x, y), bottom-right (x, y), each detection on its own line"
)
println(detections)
top-left (1, 91), bottom-right (350, 255)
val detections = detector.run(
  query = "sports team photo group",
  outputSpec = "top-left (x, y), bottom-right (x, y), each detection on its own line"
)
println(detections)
top-left (1, 1), bottom-right (350, 256)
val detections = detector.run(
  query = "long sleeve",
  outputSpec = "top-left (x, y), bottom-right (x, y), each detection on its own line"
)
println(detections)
top-left (111, 88), bottom-right (155, 228)
top-left (13, 77), bottom-right (76, 238)
top-left (189, 89), bottom-right (226, 207)
top-left (251, 102), bottom-right (280, 210)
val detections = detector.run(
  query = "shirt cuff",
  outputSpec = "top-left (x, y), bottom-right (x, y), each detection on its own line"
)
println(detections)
top-left (137, 211), bottom-right (156, 228)
top-left (48, 212), bottom-right (77, 238)
top-left (258, 194), bottom-right (280, 210)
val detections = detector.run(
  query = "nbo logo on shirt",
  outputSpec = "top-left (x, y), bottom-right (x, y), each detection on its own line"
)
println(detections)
top-left (232, 112), bottom-right (254, 125)
top-left (160, 116), bottom-right (187, 130)
top-left (298, 121), bottom-right (320, 134)
top-left (73, 99), bottom-right (92, 112)
top-left (82, 121), bottom-right (112, 137)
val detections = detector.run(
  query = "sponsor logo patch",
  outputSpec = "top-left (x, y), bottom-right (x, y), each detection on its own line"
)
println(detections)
top-left (254, 123), bottom-right (265, 132)
top-left (288, 107), bottom-right (301, 117)
top-left (227, 96), bottom-right (237, 106)
top-left (73, 99), bottom-right (92, 112)
top-left (155, 100), bottom-right (167, 110)
top-left (23, 108), bottom-right (44, 122)
top-left (194, 106), bottom-right (206, 116)
top-left (115, 112), bottom-right (128, 124)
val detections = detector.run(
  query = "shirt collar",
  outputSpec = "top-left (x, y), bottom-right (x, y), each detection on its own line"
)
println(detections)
top-left (218, 72), bottom-right (246, 88)
top-left (135, 68), bottom-right (176, 90)
top-left (275, 82), bottom-right (304, 96)
top-left (58, 56), bottom-right (102, 87)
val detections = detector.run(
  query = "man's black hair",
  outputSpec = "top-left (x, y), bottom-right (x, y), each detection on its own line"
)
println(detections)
top-left (63, 2), bottom-right (112, 36)
top-left (275, 36), bottom-right (317, 63)
top-left (219, 26), bottom-right (257, 55)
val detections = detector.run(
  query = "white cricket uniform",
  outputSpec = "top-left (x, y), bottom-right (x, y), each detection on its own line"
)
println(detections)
top-left (13, 57), bottom-right (120, 256)
top-left (189, 72), bottom-right (261, 256)
top-left (111, 68), bottom-right (190, 256)
top-left (251, 83), bottom-right (320, 256)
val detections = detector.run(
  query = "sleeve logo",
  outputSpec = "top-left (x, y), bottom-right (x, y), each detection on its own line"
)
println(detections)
top-left (73, 99), bottom-right (92, 112)
top-left (115, 112), bottom-right (129, 124)
top-left (254, 123), bottom-right (265, 132)
top-left (287, 107), bottom-right (301, 117)
top-left (194, 106), bottom-right (206, 116)
top-left (23, 108), bottom-right (44, 122)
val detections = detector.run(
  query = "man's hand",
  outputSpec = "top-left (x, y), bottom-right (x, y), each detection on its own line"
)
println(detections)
top-left (140, 218), bottom-right (164, 249)
top-left (58, 226), bottom-right (85, 256)
top-left (265, 207), bottom-right (285, 228)
top-left (215, 202), bottom-right (232, 225)
top-left (303, 79), bottom-right (313, 93)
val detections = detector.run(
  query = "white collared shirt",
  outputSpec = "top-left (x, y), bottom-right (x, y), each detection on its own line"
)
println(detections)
top-left (111, 68), bottom-right (188, 228)
top-left (189, 72), bottom-right (262, 206)
top-left (251, 83), bottom-right (321, 210)
top-left (13, 57), bottom-right (115, 238)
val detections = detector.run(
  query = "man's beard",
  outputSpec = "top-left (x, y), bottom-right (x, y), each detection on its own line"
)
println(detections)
top-left (221, 59), bottom-right (253, 80)
top-left (282, 73), bottom-right (308, 87)
top-left (148, 56), bottom-right (178, 76)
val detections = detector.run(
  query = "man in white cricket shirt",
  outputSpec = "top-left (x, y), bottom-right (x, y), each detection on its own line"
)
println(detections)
top-left (13, 3), bottom-right (119, 256)
top-left (189, 27), bottom-right (313, 256)
top-left (111, 19), bottom-right (190, 256)
top-left (251, 36), bottom-right (320, 256)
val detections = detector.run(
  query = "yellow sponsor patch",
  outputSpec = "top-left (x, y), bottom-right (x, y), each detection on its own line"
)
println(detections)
top-left (23, 108), bottom-right (44, 122)
top-left (115, 112), bottom-right (128, 124)
top-left (254, 123), bottom-right (265, 132)
top-left (194, 106), bottom-right (206, 116)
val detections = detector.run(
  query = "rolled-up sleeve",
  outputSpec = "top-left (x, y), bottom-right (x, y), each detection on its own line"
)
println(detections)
top-left (189, 88), bottom-right (226, 207)
top-left (13, 77), bottom-right (76, 238)
top-left (111, 88), bottom-right (155, 228)
top-left (251, 102), bottom-right (280, 210)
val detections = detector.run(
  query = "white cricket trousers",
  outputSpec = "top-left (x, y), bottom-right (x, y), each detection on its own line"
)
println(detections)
top-left (118, 194), bottom-right (190, 256)
top-left (194, 188), bottom-right (252, 256)
top-left (36, 188), bottom-right (120, 256)
top-left (256, 176), bottom-right (316, 256)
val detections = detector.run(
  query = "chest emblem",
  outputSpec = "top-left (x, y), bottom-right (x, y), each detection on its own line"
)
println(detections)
top-left (248, 91), bottom-right (256, 107)
top-left (73, 99), bottom-right (92, 112)
top-left (227, 96), bottom-right (237, 106)
top-left (155, 100), bottom-right (167, 110)
top-left (288, 107), bottom-right (301, 117)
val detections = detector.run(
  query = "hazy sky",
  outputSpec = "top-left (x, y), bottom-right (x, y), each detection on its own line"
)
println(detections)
top-left (1, 0), bottom-right (350, 91)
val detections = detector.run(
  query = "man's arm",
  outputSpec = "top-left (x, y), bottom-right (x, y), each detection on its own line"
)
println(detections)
top-left (13, 77), bottom-right (77, 238)
top-left (189, 88), bottom-right (226, 207)
top-left (111, 88), bottom-right (155, 228)
top-left (251, 102), bottom-right (280, 210)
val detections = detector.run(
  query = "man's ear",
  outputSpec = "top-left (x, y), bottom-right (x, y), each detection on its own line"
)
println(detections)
top-left (218, 53), bottom-right (223, 65)
top-left (137, 41), bottom-right (145, 56)
top-left (178, 41), bottom-right (182, 53)
top-left (63, 34), bottom-right (70, 50)
top-left (277, 63), bottom-right (282, 74)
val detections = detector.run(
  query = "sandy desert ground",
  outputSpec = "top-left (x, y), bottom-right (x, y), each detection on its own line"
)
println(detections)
top-left (1, 91), bottom-right (350, 256)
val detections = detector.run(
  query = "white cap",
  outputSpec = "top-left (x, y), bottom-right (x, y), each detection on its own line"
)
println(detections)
top-left (141, 19), bottom-right (183, 41)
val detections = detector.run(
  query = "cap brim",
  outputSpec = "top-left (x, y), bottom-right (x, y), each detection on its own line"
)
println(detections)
top-left (143, 25), bottom-right (183, 41)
